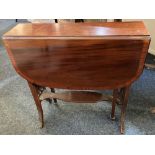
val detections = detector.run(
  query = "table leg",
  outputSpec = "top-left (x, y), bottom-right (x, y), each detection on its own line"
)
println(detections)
top-left (120, 86), bottom-right (130, 134)
top-left (111, 89), bottom-right (119, 120)
top-left (28, 81), bottom-right (44, 128)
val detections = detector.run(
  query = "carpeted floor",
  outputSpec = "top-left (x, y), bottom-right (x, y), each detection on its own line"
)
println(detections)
top-left (0, 44), bottom-right (155, 135)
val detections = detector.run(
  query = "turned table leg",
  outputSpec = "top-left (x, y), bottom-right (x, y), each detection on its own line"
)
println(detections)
top-left (120, 86), bottom-right (130, 134)
top-left (28, 81), bottom-right (44, 128)
top-left (111, 89), bottom-right (119, 120)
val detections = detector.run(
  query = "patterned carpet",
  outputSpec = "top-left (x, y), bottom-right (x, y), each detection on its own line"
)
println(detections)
top-left (0, 45), bottom-right (155, 135)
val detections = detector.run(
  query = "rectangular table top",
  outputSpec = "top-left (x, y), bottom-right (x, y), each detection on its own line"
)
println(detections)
top-left (3, 21), bottom-right (149, 38)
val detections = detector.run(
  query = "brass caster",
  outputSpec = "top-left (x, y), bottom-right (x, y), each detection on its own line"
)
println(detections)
top-left (120, 127), bottom-right (124, 134)
top-left (110, 115), bottom-right (116, 121)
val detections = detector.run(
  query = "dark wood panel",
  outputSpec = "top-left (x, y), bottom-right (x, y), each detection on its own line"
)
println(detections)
top-left (4, 38), bottom-right (150, 89)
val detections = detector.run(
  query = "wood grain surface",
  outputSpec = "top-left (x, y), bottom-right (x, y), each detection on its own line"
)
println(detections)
top-left (3, 22), bottom-right (150, 90)
top-left (3, 37), bottom-right (150, 89)
top-left (3, 21), bottom-right (149, 38)
top-left (2, 22), bottom-right (151, 133)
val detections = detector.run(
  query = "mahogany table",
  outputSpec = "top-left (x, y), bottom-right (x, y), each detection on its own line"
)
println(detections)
top-left (3, 22), bottom-right (150, 134)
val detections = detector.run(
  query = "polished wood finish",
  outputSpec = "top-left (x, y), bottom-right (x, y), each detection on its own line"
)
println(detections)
top-left (39, 91), bottom-right (116, 103)
top-left (110, 86), bottom-right (130, 134)
top-left (3, 38), bottom-right (150, 90)
top-left (120, 86), bottom-right (130, 134)
top-left (3, 22), bottom-right (150, 133)
top-left (28, 82), bottom-right (44, 128)
top-left (111, 89), bottom-right (119, 120)
top-left (3, 22), bottom-right (149, 37)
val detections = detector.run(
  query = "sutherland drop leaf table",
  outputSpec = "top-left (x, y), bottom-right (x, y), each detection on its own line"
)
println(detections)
top-left (3, 21), bottom-right (150, 134)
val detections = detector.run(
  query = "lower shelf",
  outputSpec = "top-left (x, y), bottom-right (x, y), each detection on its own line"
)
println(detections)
top-left (39, 91), bottom-right (114, 103)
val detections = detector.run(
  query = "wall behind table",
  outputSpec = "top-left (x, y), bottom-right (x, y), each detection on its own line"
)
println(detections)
top-left (123, 19), bottom-right (155, 55)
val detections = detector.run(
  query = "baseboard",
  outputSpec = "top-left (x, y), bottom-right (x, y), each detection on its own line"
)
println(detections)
top-left (149, 48), bottom-right (155, 56)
